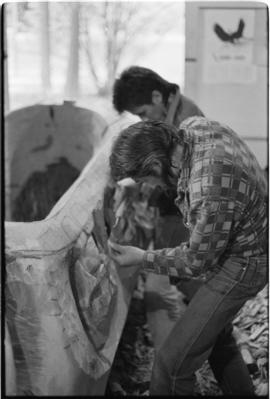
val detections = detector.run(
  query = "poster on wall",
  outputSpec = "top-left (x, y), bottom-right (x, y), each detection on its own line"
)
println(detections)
top-left (202, 9), bottom-right (256, 84)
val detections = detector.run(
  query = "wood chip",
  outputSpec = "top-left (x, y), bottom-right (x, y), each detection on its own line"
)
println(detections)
top-left (250, 325), bottom-right (268, 341)
top-left (240, 346), bottom-right (254, 365)
top-left (233, 326), bottom-right (250, 344)
top-left (249, 304), bottom-right (261, 317)
top-left (257, 357), bottom-right (268, 368)
top-left (254, 348), bottom-right (268, 358)
top-left (256, 382), bottom-right (268, 396)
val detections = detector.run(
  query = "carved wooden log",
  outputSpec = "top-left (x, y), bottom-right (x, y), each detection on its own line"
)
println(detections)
top-left (5, 101), bottom-right (107, 221)
top-left (5, 115), bottom-right (140, 395)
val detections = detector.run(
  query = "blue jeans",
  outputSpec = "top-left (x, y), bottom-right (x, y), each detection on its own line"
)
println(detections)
top-left (149, 255), bottom-right (268, 395)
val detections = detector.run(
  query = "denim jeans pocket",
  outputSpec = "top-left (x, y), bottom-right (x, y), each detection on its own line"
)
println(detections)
top-left (205, 257), bottom-right (248, 295)
top-left (239, 256), bottom-right (268, 290)
top-left (205, 255), bottom-right (267, 297)
top-left (221, 257), bottom-right (249, 281)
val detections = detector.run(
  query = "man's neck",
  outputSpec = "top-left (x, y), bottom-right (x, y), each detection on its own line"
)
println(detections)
top-left (165, 89), bottom-right (181, 127)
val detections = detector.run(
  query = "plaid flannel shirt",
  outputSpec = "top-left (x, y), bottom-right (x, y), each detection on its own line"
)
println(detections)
top-left (143, 116), bottom-right (268, 279)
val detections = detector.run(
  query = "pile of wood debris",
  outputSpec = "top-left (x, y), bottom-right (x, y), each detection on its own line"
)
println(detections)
top-left (107, 284), bottom-right (268, 396)
top-left (233, 285), bottom-right (268, 396)
top-left (195, 285), bottom-right (268, 396)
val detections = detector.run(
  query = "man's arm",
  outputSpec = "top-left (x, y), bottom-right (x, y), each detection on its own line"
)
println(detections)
top-left (143, 198), bottom-right (234, 278)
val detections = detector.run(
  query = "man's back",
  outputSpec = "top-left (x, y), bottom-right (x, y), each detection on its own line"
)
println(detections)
top-left (178, 116), bottom-right (267, 260)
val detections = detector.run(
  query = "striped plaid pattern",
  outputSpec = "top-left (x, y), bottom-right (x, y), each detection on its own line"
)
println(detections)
top-left (143, 117), bottom-right (268, 279)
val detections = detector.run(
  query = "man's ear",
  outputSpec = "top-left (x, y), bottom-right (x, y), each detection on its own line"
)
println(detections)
top-left (152, 90), bottom-right (163, 105)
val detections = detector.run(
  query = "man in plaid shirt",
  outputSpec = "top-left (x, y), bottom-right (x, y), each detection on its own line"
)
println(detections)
top-left (109, 117), bottom-right (268, 395)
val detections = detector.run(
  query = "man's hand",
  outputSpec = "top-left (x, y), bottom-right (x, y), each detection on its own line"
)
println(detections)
top-left (108, 241), bottom-right (145, 266)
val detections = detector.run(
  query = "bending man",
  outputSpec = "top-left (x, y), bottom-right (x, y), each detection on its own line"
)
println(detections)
top-left (108, 117), bottom-right (268, 395)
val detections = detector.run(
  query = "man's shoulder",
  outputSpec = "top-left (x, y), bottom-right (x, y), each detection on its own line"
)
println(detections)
top-left (179, 115), bottom-right (211, 130)
top-left (180, 116), bottom-right (229, 130)
top-left (180, 117), bottom-right (235, 144)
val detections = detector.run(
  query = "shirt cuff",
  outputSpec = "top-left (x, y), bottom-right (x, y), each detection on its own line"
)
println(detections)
top-left (143, 250), bottom-right (180, 277)
top-left (143, 251), bottom-right (157, 272)
top-left (143, 250), bottom-right (194, 279)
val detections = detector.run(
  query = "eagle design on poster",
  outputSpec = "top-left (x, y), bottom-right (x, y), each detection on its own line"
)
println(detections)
top-left (214, 18), bottom-right (245, 44)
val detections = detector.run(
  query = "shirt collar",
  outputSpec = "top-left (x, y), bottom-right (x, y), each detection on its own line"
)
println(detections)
top-left (175, 128), bottom-right (194, 202)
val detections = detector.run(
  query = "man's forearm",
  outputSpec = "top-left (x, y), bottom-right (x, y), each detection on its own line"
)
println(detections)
top-left (143, 247), bottom-right (193, 279)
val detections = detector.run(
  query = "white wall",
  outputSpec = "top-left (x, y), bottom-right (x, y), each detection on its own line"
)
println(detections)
top-left (185, 1), bottom-right (268, 168)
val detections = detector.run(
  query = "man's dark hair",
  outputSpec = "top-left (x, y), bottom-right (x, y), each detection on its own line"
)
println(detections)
top-left (113, 66), bottom-right (178, 113)
top-left (110, 120), bottom-right (182, 187)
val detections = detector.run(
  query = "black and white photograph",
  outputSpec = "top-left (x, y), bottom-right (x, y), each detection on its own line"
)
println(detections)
top-left (3, 1), bottom-right (268, 396)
